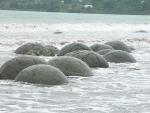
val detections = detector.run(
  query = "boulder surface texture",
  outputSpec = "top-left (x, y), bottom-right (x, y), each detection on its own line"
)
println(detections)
top-left (15, 64), bottom-right (68, 85)
top-left (49, 56), bottom-right (93, 77)
top-left (90, 44), bottom-right (113, 52)
top-left (58, 43), bottom-right (91, 56)
top-left (97, 49), bottom-right (112, 55)
top-left (15, 43), bottom-right (58, 56)
top-left (105, 41), bottom-right (131, 52)
top-left (104, 50), bottom-right (136, 63)
top-left (65, 50), bottom-right (109, 68)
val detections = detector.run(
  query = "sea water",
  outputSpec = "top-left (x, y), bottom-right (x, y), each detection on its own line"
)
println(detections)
top-left (0, 10), bottom-right (150, 113)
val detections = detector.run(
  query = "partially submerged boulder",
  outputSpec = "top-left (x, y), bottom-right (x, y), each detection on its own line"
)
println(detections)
top-left (15, 64), bottom-right (68, 85)
top-left (105, 41), bottom-right (131, 52)
top-left (58, 43), bottom-right (91, 56)
top-left (0, 56), bottom-right (46, 80)
top-left (104, 50), bottom-right (136, 63)
top-left (65, 50), bottom-right (109, 68)
top-left (90, 44), bottom-right (113, 52)
top-left (15, 43), bottom-right (47, 56)
top-left (15, 43), bottom-right (58, 56)
top-left (49, 56), bottom-right (93, 77)
top-left (97, 49), bottom-right (112, 55)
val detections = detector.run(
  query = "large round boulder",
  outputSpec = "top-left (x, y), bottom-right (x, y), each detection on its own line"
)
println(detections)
top-left (15, 43), bottom-right (47, 56)
top-left (15, 64), bottom-right (68, 85)
top-left (65, 50), bottom-right (109, 68)
top-left (49, 56), bottom-right (93, 77)
top-left (15, 43), bottom-right (58, 56)
top-left (104, 50), bottom-right (136, 63)
top-left (0, 56), bottom-right (47, 80)
top-left (58, 43), bottom-right (91, 56)
top-left (97, 49), bottom-right (112, 55)
top-left (90, 44), bottom-right (113, 52)
top-left (105, 41), bottom-right (131, 52)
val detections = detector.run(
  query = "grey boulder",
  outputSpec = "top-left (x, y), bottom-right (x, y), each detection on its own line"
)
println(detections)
top-left (49, 56), bottom-right (93, 77)
top-left (15, 43), bottom-right (58, 56)
top-left (105, 41), bottom-right (131, 52)
top-left (15, 64), bottom-right (68, 85)
top-left (45, 45), bottom-right (59, 56)
top-left (0, 56), bottom-right (46, 80)
top-left (104, 50), bottom-right (136, 63)
top-left (65, 50), bottom-right (109, 68)
top-left (90, 44), bottom-right (113, 52)
top-left (58, 43), bottom-right (91, 56)
top-left (97, 49), bottom-right (112, 55)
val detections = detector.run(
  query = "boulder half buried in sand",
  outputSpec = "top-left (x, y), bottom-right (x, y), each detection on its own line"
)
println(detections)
top-left (0, 56), bottom-right (46, 80)
top-left (65, 50), bottom-right (109, 68)
top-left (58, 43), bottom-right (91, 56)
top-left (49, 56), bottom-right (93, 77)
top-left (104, 50), bottom-right (136, 63)
top-left (90, 44), bottom-right (113, 52)
top-left (105, 41), bottom-right (131, 52)
top-left (15, 64), bottom-right (68, 85)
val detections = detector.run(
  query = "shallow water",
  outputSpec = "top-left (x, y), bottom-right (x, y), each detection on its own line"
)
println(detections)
top-left (0, 10), bottom-right (150, 113)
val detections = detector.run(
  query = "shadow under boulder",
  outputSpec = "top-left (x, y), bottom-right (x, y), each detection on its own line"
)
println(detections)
top-left (90, 44), bottom-right (113, 52)
top-left (105, 41), bottom-right (131, 53)
top-left (104, 50), bottom-right (136, 63)
top-left (15, 64), bottom-right (68, 85)
top-left (49, 56), bottom-right (93, 77)
top-left (58, 43), bottom-right (91, 56)
top-left (15, 43), bottom-right (59, 56)
top-left (0, 56), bottom-right (47, 80)
top-left (65, 50), bottom-right (109, 68)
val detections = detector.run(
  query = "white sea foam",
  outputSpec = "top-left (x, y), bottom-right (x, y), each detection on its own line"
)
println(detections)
top-left (0, 22), bottom-right (150, 51)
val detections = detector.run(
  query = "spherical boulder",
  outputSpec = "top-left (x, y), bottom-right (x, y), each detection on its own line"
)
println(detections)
top-left (15, 43), bottom-right (58, 56)
top-left (58, 43), bottom-right (91, 56)
top-left (15, 43), bottom-right (47, 56)
top-left (97, 49), bottom-right (112, 55)
top-left (49, 56), bottom-right (93, 77)
top-left (104, 50), bottom-right (136, 63)
top-left (15, 64), bottom-right (68, 85)
top-left (65, 50), bottom-right (109, 68)
top-left (90, 44), bottom-right (113, 52)
top-left (105, 41), bottom-right (131, 52)
top-left (0, 56), bottom-right (47, 80)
